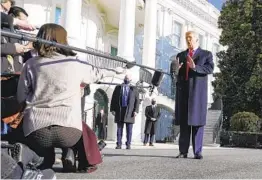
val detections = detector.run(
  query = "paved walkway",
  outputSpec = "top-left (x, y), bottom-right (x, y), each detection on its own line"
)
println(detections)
top-left (55, 141), bottom-right (262, 179)
top-left (103, 140), bottom-right (220, 149)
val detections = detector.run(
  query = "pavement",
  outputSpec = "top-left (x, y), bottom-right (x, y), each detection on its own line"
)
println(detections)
top-left (56, 141), bottom-right (262, 179)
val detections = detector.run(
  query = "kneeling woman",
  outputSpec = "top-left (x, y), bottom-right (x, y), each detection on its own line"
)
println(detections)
top-left (16, 23), bottom-right (124, 172)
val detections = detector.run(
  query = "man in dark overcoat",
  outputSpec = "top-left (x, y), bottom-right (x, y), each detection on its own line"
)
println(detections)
top-left (143, 98), bottom-right (161, 146)
top-left (171, 31), bottom-right (214, 159)
top-left (110, 74), bottom-right (140, 149)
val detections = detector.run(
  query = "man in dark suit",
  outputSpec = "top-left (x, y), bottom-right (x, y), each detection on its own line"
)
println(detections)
top-left (171, 31), bottom-right (214, 159)
top-left (143, 98), bottom-right (161, 146)
top-left (110, 74), bottom-right (140, 149)
top-left (95, 109), bottom-right (108, 140)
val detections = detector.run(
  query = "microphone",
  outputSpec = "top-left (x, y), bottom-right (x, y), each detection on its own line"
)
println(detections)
top-left (149, 70), bottom-right (164, 96)
top-left (170, 55), bottom-right (179, 83)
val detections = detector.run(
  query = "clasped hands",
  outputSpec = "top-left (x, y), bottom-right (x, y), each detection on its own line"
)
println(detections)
top-left (111, 111), bottom-right (137, 117)
top-left (150, 117), bottom-right (156, 121)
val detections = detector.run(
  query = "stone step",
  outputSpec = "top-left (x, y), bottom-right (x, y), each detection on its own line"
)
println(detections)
top-left (203, 110), bottom-right (221, 144)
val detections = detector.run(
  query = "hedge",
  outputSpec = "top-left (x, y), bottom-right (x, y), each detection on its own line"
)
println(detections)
top-left (220, 130), bottom-right (262, 148)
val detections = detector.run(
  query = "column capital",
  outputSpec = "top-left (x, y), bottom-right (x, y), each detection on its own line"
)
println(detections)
top-left (160, 5), bottom-right (166, 12)
top-left (167, 8), bottom-right (173, 15)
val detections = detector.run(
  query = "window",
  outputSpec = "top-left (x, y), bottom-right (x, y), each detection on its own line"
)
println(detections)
top-left (171, 21), bottom-right (182, 48)
top-left (111, 46), bottom-right (118, 56)
top-left (199, 34), bottom-right (204, 48)
top-left (55, 7), bottom-right (62, 25)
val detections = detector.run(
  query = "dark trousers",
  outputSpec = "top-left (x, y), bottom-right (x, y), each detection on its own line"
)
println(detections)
top-left (116, 122), bottom-right (133, 146)
top-left (143, 134), bottom-right (154, 144)
top-left (1, 151), bottom-right (23, 179)
top-left (24, 126), bottom-right (82, 169)
top-left (98, 125), bottom-right (107, 140)
top-left (179, 124), bottom-right (204, 155)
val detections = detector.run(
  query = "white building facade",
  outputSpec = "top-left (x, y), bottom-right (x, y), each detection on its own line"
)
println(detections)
top-left (15, 0), bottom-right (222, 143)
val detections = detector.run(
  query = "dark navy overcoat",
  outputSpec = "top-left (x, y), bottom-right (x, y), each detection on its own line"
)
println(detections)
top-left (174, 48), bottom-right (214, 126)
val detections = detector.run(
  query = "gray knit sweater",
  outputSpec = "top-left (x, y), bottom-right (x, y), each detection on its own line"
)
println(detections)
top-left (17, 53), bottom-right (109, 136)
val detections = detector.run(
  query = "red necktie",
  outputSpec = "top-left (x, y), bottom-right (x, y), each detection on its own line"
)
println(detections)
top-left (185, 49), bottom-right (194, 80)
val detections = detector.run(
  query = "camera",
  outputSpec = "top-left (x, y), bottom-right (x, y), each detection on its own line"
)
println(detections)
top-left (97, 140), bottom-right (107, 151)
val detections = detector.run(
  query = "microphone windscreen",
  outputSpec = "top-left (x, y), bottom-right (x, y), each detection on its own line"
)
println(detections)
top-left (170, 55), bottom-right (179, 76)
top-left (151, 70), bottom-right (164, 87)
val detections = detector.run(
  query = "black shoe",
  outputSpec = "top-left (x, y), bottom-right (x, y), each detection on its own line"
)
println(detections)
top-left (78, 165), bottom-right (98, 173)
top-left (22, 168), bottom-right (56, 179)
top-left (175, 153), bottom-right (188, 158)
top-left (62, 148), bottom-right (76, 172)
top-left (10, 143), bottom-right (44, 169)
top-left (115, 145), bottom-right (121, 149)
top-left (194, 154), bottom-right (203, 160)
top-left (126, 145), bottom-right (131, 150)
top-left (149, 143), bottom-right (154, 146)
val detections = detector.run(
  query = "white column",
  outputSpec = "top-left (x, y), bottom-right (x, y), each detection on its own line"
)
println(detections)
top-left (206, 33), bottom-right (214, 108)
top-left (181, 23), bottom-right (187, 49)
top-left (64, 0), bottom-right (82, 47)
top-left (163, 8), bottom-right (172, 36)
top-left (206, 32), bottom-right (213, 51)
top-left (142, 0), bottom-right (157, 68)
top-left (82, 85), bottom-right (96, 128)
top-left (202, 33), bottom-right (208, 50)
top-left (131, 105), bottom-right (143, 143)
top-left (117, 0), bottom-right (136, 61)
top-left (160, 6), bottom-right (166, 37)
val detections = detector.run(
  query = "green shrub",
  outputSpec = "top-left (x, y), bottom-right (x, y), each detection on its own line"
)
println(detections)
top-left (230, 112), bottom-right (260, 132)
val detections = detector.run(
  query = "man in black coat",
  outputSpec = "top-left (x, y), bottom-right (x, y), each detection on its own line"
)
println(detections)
top-left (110, 74), bottom-right (140, 149)
top-left (95, 109), bottom-right (108, 140)
top-left (143, 98), bottom-right (161, 146)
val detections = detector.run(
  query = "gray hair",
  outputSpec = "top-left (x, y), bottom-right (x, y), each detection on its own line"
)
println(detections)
top-left (186, 31), bottom-right (199, 40)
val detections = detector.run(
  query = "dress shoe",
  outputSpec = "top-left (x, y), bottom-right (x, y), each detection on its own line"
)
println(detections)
top-left (62, 148), bottom-right (76, 172)
top-left (126, 145), bottom-right (131, 150)
top-left (78, 165), bottom-right (98, 173)
top-left (175, 153), bottom-right (188, 158)
top-left (194, 154), bottom-right (203, 159)
top-left (149, 143), bottom-right (154, 146)
top-left (115, 145), bottom-right (121, 149)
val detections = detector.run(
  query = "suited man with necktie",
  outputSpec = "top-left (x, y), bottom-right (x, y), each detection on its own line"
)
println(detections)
top-left (171, 31), bottom-right (214, 159)
top-left (143, 98), bottom-right (161, 146)
top-left (110, 74), bottom-right (140, 149)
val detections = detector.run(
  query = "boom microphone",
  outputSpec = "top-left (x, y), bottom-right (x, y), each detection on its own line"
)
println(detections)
top-left (170, 55), bottom-right (179, 83)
